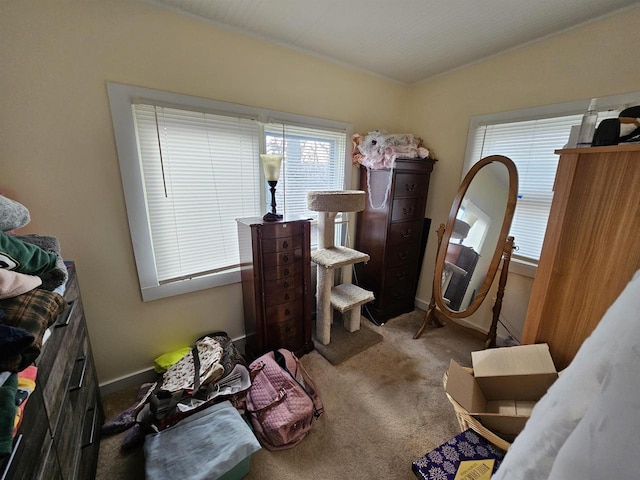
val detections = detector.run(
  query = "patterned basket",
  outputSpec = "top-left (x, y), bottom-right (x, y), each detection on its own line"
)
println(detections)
top-left (443, 367), bottom-right (512, 452)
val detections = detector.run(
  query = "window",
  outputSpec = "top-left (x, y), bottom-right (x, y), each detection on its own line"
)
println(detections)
top-left (264, 123), bottom-right (347, 246)
top-left (463, 92), bottom-right (640, 265)
top-left (108, 83), bottom-right (351, 301)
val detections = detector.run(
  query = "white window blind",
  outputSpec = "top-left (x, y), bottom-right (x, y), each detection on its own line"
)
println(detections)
top-left (133, 104), bottom-right (261, 283)
top-left (468, 110), bottom-right (620, 261)
top-left (264, 123), bottom-right (347, 220)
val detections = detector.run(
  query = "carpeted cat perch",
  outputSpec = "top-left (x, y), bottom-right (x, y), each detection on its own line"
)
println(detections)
top-left (307, 191), bottom-right (374, 346)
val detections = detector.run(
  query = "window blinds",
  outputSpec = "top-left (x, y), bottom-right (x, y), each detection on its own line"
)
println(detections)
top-left (469, 110), bottom-right (619, 261)
top-left (133, 104), bottom-right (261, 283)
top-left (264, 122), bottom-right (347, 219)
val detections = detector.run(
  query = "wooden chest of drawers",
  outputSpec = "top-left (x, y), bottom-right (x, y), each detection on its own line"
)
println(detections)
top-left (355, 158), bottom-right (436, 323)
top-left (2, 263), bottom-right (103, 480)
top-left (237, 218), bottom-right (313, 360)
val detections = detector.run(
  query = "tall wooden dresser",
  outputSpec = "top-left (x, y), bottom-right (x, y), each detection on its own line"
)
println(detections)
top-left (355, 157), bottom-right (437, 323)
top-left (522, 145), bottom-right (640, 370)
top-left (237, 217), bottom-right (313, 360)
top-left (2, 262), bottom-right (103, 480)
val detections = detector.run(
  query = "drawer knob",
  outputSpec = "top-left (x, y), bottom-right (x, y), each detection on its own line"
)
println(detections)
top-left (401, 229), bottom-right (412, 238)
top-left (284, 293), bottom-right (290, 301)
top-left (283, 281), bottom-right (290, 288)
top-left (284, 308), bottom-right (290, 316)
top-left (396, 273), bottom-right (406, 281)
top-left (405, 183), bottom-right (416, 191)
top-left (399, 251), bottom-right (408, 260)
top-left (283, 268), bottom-right (290, 276)
top-left (285, 325), bottom-right (291, 333)
top-left (282, 240), bottom-right (289, 249)
top-left (402, 207), bottom-right (414, 215)
top-left (282, 254), bottom-right (289, 262)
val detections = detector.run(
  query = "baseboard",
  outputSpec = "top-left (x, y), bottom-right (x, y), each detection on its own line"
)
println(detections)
top-left (99, 335), bottom-right (247, 397)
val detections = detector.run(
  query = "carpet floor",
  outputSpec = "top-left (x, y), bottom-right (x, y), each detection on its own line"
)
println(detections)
top-left (96, 309), bottom-right (484, 480)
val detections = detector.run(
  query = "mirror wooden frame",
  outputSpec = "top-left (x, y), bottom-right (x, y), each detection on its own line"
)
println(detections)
top-left (414, 155), bottom-right (518, 348)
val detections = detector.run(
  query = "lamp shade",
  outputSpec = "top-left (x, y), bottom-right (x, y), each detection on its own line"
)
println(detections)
top-left (260, 154), bottom-right (283, 181)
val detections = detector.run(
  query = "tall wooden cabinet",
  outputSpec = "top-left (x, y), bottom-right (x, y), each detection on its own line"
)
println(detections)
top-left (355, 157), bottom-right (437, 323)
top-left (2, 262), bottom-right (103, 480)
top-left (237, 217), bottom-right (313, 360)
top-left (522, 144), bottom-right (640, 370)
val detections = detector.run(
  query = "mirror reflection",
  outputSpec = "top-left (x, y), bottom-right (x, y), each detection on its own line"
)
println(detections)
top-left (442, 162), bottom-right (510, 312)
top-left (414, 155), bottom-right (518, 348)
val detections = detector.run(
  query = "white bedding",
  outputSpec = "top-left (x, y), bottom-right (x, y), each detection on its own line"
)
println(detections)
top-left (493, 270), bottom-right (640, 479)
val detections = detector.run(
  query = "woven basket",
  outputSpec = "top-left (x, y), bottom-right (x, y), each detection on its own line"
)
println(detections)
top-left (443, 368), bottom-right (512, 451)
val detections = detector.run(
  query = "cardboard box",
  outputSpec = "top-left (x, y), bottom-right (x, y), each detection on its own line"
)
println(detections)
top-left (445, 344), bottom-right (558, 441)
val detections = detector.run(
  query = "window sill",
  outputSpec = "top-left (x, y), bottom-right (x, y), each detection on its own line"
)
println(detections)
top-left (508, 257), bottom-right (537, 278)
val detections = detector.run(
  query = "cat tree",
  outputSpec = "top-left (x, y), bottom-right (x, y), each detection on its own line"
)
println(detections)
top-left (307, 190), bottom-right (374, 345)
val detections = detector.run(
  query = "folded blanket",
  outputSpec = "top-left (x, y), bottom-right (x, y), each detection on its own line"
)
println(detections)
top-left (0, 323), bottom-right (35, 360)
top-left (0, 269), bottom-right (42, 299)
top-left (0, 231), bottom-right (57, 275)
top-left (0, 289), bottom-right (65, 372)
top-left (0, 195), bottom-right (30, 232)
top-left (9, 234), bottom-right (68, 291)
top-left (0, 373), bottom-right (17, 458)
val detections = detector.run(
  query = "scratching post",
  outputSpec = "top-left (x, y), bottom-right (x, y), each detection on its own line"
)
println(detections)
top-left (307, 191), bottom-right (375, 345)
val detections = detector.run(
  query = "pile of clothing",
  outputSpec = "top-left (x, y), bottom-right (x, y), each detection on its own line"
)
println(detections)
top-left (0, 193), bottom-right (70, 463)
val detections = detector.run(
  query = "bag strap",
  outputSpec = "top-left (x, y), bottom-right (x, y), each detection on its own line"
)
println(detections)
top-left (274, 350), bottom-right (323, 419)
top-left (191, 344), bottom-right (201, 392)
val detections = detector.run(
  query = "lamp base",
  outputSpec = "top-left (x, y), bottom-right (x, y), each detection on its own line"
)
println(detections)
top-left (263, 212), bottom-right (283, 222)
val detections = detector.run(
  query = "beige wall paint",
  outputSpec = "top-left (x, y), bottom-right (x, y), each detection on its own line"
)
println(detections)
top-left (3, 1), bottom-right (639, 383)
top-left (408, 7), bottom-right (640, 334)
top-left (0, 0), bottom-right (409, 383)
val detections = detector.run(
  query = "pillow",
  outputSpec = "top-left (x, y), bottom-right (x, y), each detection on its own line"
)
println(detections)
top-left (0, 269), bottom-right (42, 299)
top-left (0, 231), bottom-right (57, 275)
top-left (0, 195), bottom-right (30, 232)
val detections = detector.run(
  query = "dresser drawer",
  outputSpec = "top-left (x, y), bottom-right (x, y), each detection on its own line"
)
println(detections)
top-left (38, 302), bottom-right (86, 431)
top-left (262, 248), bottom-right (303, 268)
top-left (384, 264), bottom-right (417, 289)
top-left (262, 263), bottom-right (301, 281)
top-left (260, 222), bottom-right (304, 239)
top-left (54, 334), bottom-right (95, 480)
top-left (265, 285), bottom-right (303, 307)
top-left (266, 320), bottom-right (303, 352)
top-left (388, 220), bottom-right (423, 246)
top-left (261, 235), bottom-right (302, 254)
top-left (390, 197), bottom-right (424, 223)
top-left (1, 388), bottom-right (51, 480)
top-left (264, 275), bottom-right (300, 295)
top-left (385, 242), bottom-right (420, 268)
top-left (393, 173), bottom-right (430, 198)
top-left (264, 302), bottom-right (302, 324)
top-left (378, 284), bottom-right (416, 309)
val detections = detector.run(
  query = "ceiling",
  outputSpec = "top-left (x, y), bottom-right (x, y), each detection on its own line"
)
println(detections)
top-left (147, 0), bottom-right (639, 84)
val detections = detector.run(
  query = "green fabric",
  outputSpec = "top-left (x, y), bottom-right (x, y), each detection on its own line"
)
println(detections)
top-left (0, 373), bottom-right (18, 456)
top-left (0, 231), bottom-right (57, 275)
top-left (154, 347), bottom-right (191, 373)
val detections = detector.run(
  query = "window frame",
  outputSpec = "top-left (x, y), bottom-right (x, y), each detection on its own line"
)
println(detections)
top-left (462, 91), bottom-right (640, 277)
top-left (107, 83), bottom-right (352, 301)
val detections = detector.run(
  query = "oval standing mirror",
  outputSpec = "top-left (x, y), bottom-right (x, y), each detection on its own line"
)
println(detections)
top-left (414, 155), bottom-right (518, 348)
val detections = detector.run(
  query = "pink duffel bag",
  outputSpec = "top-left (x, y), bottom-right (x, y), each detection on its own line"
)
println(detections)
top-left (245, 349), bottom-right (323, 450)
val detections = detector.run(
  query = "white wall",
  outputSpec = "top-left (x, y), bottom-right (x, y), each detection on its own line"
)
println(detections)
top-left (408, 6), bottom-right (640, 335)
top-left (3, 1), bottom-right (639, 383)
top-left (0, 0), bottom-right (409, 384)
